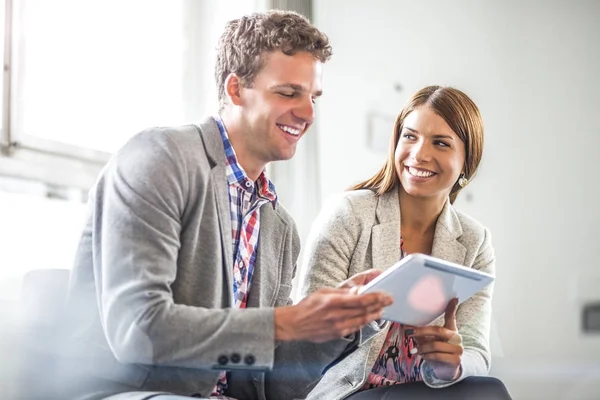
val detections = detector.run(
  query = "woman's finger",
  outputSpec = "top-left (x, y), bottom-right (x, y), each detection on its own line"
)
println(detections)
top-left (409, 325), bottom-right (456, 342)
top-left (416, 341), bottom-right (463, 356)
top-left (443, 297), bottom-right (459, 331)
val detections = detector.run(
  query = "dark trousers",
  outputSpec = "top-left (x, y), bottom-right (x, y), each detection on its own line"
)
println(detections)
top-left (344, 377), bottom-right (512, 400)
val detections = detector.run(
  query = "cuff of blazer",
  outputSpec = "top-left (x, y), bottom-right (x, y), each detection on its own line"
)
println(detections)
top-left (421, 348), bottom-right (488, 388)
top-left (421, 361), bottom-right (464, 388)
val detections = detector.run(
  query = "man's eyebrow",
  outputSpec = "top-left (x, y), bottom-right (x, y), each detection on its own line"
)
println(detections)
top-left (272, 83), bottom-right (322, 96)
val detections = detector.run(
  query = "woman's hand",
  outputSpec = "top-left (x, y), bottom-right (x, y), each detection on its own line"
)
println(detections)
top-left (408, 298), bottom-right (463, 381)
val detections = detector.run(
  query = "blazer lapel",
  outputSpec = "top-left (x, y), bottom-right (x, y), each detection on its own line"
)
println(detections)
top-left (431, 199), bottom-right (467, 266)
top-left (197, 117), bottom-right (234, 304)
top-left (371, 190), bottom-right (402, 271)
top-left (246, 206), bottom-right (285, 308)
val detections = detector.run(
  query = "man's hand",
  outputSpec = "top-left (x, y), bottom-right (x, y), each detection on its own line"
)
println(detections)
top-left (408, 298), bottom-right (463, 381)
top-left (275, 285), bottom-right (393, 343)
top-left (337, 268), bottom-right (385, 294)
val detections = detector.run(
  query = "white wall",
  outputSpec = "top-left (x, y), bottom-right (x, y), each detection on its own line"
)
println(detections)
top-left (313, 0), bottom-right (600, 399)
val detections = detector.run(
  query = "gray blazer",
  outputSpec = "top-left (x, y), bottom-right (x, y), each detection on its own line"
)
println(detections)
top-left (299, 189), bottom-right (496, 400)
top-left (61, 118), bottom-right (301, 400)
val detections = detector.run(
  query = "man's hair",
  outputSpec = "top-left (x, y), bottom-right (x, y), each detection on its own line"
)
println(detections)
top-left (215, 10), bottom-right (332, 110)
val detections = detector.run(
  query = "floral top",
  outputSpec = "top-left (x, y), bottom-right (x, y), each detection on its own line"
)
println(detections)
top-left (362, 238), bottom-right (424, 389)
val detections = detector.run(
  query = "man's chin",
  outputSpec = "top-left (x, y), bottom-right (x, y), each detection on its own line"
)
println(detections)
top-left (272, 149), bottom-right (297, 163)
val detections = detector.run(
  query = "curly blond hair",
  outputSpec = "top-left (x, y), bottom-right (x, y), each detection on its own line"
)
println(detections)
top-left (215, 10), bottom-right (332, 110)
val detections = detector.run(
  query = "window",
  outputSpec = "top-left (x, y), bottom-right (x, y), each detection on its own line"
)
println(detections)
top-left (1, 0), bottom-right (190, 190)
top-left (12, 0), bottom-right (185, 156)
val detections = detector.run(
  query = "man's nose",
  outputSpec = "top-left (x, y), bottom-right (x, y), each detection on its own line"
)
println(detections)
top-left (292, 96), bottom-right (315, 125)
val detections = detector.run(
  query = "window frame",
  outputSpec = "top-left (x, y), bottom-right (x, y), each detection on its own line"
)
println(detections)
top-left (0, 0), bottom-right (110, 191)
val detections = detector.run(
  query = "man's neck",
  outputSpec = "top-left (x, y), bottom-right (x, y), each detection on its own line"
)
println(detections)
top-left (398, 187), bottom-right (446, 238)
top-left (219, 110), bottom-right (266, 181)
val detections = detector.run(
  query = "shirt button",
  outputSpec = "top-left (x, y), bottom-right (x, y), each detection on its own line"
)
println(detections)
top-left (217, 355), bottom-right (229, 365)
top-left (244, 354), bottom-right (255, 365)
top-left (245, 181), bottom-right (252, 188)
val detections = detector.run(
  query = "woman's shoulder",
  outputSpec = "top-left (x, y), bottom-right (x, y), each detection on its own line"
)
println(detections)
top-left (452, 206), bottom-right (492, 244)
top-left (344, 188), bottom-right (379, 206)
top-left (315, 189), bottom-right (379, 227)
top-left (320, 188), bottom-right (377, 209)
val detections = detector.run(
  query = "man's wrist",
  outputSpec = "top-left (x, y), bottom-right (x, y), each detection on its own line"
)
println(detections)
top-left (274, 306), bottom-right (296, 342)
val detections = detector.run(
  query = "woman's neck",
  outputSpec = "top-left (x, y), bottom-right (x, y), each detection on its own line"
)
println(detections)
top-left (398, 186), bottom-right (446, 239)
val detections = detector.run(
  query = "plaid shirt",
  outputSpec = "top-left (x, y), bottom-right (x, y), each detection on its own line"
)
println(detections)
top-left (211, 116), bottom-right (277, 398)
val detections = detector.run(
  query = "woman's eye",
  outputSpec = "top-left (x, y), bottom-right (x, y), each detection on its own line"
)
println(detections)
top-left (402, 133), bottom-right (416, 139)
top-left (435, 141), bottom-right (450, 148)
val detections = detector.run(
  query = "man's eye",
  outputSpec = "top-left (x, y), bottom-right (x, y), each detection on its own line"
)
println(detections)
top-left (279, 92), bottom-right (294, 98)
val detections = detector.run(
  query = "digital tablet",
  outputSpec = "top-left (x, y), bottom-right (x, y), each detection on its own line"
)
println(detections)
top-left (358, 253), bottom-right (494, 326)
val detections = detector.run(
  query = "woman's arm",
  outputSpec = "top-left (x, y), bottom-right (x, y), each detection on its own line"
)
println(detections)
top-left (421, 227), bottom-right (496, 388)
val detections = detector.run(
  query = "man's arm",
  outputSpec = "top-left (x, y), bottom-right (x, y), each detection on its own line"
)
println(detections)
top-left (93, 128), bottom-right (277, 371)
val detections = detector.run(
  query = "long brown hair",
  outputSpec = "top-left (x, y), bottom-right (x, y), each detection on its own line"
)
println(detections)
top-left (351, 85), bottom-right (484, 204)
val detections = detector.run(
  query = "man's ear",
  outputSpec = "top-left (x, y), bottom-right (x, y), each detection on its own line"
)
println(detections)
top-left (224, 73), bottom-right (243, 106)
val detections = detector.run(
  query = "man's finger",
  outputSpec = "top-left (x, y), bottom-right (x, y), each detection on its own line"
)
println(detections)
top-left (339, 268), bottom-right (383, 288)
top-left (356, 268), bottom-right (383, 285)
top-left (324, 296), bottom-right (390, 322)
top-left (334, 292), bottom-right (393, 310)
top-left (443, 297), bottom-right (459, 331)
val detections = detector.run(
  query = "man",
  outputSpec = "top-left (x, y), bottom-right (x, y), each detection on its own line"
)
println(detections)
top-left (60, 10), bottom-right (391, 400)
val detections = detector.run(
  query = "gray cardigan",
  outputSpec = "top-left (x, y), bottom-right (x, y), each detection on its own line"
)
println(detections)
top-left (61, 118), bottom-right (301, 400)
top-left (299, 189), bottom-right (496, 400)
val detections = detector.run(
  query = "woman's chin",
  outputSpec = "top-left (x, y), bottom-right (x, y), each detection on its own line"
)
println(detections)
top-left (401, 186), bottom-right (448, 201)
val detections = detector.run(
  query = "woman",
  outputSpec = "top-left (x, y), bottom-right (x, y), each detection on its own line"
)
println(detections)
top-left (300, 86), bottom-right (511, 400)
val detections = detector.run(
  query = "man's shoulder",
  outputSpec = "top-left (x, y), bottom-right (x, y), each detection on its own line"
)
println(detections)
top-left (113, 120), bottom-right (219, 172)
top-left (123, 124), bottom-right (203, 154)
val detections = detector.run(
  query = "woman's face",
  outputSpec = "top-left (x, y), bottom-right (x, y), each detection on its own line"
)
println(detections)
top-left (395, 106), bottom-right (466, 202)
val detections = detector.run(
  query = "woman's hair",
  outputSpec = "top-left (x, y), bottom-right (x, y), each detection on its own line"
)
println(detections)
top-left (351, 85), bottom-right (484, 204)
top-left (215, 10), bottom-right (332, 111)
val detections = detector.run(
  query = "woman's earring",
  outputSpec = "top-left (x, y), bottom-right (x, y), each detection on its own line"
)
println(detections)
top-left (458, 174), bottom-right (469, 188)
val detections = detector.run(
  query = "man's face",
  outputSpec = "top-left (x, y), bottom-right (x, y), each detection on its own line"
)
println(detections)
top-left (237, 51), bottom-right (323, 163)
